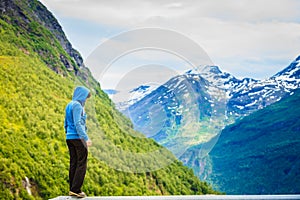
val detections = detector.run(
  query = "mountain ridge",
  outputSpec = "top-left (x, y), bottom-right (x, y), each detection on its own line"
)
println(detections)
top-left (119, 54), bottom-right (300, 192)
top-left (0, 0), bottom-right (92, 81)
top-left (125, 54), bottom-right (300, 129)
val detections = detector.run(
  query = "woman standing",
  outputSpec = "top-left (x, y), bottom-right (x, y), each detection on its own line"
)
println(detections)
top-left (64, 86), bottom-right (92, 198)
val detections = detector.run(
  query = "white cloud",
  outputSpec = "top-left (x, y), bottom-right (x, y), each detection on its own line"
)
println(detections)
top-left (40, 0), bottom-right (189, 27)
top-left (185, 0), bottom-right (300, 23)
top-left (41, 0), bottom-right (300, 25)
top-left (40, 0), bottom-right (300, 82)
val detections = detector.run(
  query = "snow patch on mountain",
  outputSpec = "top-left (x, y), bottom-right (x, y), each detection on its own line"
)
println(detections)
top-left (109, 84), bottom-right (159, 111)
top-left (111, 55), bottom-right (300, 118)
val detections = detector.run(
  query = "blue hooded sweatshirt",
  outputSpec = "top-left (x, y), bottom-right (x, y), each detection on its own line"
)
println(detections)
top-left (64, 86), bottom-right (90, 141)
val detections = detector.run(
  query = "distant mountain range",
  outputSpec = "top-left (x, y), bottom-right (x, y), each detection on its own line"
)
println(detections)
top-left (108, 54), bottom-right (300, 194)
top-left (122, 55), bottom-right (300, 117)
top-left (121, 55), bottom-right (300, 142)
top-left (106, 84), bottom-right (159, 112)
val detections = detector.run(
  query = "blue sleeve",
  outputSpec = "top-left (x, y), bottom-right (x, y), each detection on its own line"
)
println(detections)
top-left (72, 102), bottom-right (89, 141)
top-left (64, 117), bottom-right (67, 133)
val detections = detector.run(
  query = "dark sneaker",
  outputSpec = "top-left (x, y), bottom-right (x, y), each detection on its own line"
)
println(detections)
top-left (69, 191), bottom-right (87, 198)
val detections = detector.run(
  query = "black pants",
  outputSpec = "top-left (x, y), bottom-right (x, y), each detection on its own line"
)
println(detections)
top-left (66, 139), bottom-right (88, 193)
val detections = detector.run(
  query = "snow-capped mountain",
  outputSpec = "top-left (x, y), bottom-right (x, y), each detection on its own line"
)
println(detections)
top-left (120, 55), bottom-right (300, 153)
top-left (227, 55), bottom-right (300, 115)
top-left (182, 56), bottom-right (300, 116)
top-left (104, 84), bottom-right (158, 112)
top-left (106, 55), bottom-right (300, 163)
top-left (128, 84), bottom-right (158, 103)
top-left (109, 54), bottom-right (300, 182)
top-left (125, 72), bottom-right (229, 157)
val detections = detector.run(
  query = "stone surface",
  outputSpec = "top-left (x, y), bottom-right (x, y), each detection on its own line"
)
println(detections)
top-left (50, 195), bottom-right (300, 200)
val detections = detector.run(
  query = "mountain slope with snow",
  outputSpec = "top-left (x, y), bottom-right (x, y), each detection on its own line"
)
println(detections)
top-left (114, 55), bottom-right (300, 188)
top-left (228, 55), bottom-right (300, 115)
top-left (124, 55), bottom-right (300, 134)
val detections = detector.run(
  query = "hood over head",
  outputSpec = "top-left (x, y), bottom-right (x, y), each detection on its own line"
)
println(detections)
top-left (72, 86), bottom-right (90, 104)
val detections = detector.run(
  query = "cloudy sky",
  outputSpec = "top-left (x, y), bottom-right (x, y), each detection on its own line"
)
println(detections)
top-left (40, 0), bottom-right (300, 89)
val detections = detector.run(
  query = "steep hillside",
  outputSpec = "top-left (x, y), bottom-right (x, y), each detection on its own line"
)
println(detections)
top-left (208, 89), bottom-right (300, 194)
top-left (0, 0), bottom-right (84, 73)
top-left (0, 0), bottom-right (218, 199)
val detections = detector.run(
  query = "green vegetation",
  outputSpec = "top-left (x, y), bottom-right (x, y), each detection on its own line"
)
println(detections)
top-left (208, 90), bottom-right (300, 194)
top-left (0, 0), bottom-right (77, 75)
top-left (0, 0), bottom-right (219, 199)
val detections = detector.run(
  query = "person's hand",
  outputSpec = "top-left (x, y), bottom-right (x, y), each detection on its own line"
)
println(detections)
top-left (86, 139), bottom-right (92, 147)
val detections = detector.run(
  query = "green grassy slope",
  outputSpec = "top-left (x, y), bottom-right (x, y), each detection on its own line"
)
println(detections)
top-left (0, 0), bottom-right (218, 199)
top-left (208, 89), bottom-right (300, 194)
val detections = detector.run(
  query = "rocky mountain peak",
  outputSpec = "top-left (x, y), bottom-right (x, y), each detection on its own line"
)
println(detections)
top-left (273, 55), bottom-right (300, 79)
top-left (201, 65), bottom-right (223, 74)
top-left (0, 0), bottom-right (89, 80)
